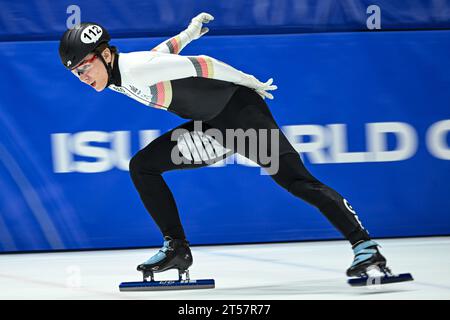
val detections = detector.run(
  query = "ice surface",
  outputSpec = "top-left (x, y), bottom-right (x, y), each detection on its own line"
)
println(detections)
top-left (0, 237), bottom-right (448, 299)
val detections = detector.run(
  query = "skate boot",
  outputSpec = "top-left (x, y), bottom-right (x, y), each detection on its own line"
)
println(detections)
top-left (119, 236), bottom-right (215, 291)
top-left (137, 236), bottom-right (193, 282)
top-left (346, 240), bottom-right (413, 286)
top-left (346, 240), bottom-right (386, 277)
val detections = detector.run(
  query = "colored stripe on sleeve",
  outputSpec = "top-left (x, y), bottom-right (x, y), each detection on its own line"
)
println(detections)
top-left (149, 81), bottom-right (172, 109)
top-left (187, 56), bottom-right (214, 78)
top-left (166, 36), bottom-right (181, 54)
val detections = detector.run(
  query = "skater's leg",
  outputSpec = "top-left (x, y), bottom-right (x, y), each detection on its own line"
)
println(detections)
top-left (205, 86), bottom-right (412, 283)
top-left (269, 152), bottom-right (370, 245)
top-left (130, 120), bottom-right (233, 281)
top-left (129, 120), bottom-right (233, 240)
top-left (207, 86), bottom-right (370, 245)
top-left (129, 163), bottom-right (185, 239)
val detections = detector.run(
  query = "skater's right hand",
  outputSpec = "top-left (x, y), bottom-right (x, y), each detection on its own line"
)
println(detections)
top-left (184, 12), bottom-right (215, 41)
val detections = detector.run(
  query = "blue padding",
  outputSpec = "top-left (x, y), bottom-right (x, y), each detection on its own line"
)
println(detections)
top-left (1, 0), bottom-right (450, 41)
top-left (0, 30), bottom-right (449, 252)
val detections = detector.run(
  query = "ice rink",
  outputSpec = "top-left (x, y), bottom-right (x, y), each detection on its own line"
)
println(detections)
top-left (0, 236), bottom-right (449, 300)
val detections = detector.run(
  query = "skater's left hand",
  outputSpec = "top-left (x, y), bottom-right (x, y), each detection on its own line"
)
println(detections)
top-left (255, 78), bottom-right (278, 100)
top-left (184, 12), bottom-right (215, 41)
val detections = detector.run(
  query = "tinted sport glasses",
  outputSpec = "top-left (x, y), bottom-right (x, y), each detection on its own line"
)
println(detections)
top-left (71, 54), bottom-right (98, 77)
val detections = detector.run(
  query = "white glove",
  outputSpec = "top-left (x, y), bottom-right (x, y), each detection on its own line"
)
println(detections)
top-left (242, 75), bottom-right (278, 100)
top-left (184, 12), bottom-right (215, 41)
top-left (255, 78), bottom-right (278, 100)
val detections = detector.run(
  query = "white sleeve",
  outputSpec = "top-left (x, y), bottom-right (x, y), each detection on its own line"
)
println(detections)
top-left (150, 12), bottom-right (214, 54)
top-left (125, 52), bottom-right (196, 86)
top-left (122, 51), bottom-right (266, 92)
top-left (204, 55), bottom-right (264, 90)
top-left (150, 30), bottom-right (193, 54)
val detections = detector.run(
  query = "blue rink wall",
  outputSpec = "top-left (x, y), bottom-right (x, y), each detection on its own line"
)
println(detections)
top-left (1, 0), bottom-right (450, 40)
top-left (0, 2), bottom-right (449, 252)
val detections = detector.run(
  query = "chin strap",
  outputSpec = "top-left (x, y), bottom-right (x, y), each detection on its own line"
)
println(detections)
top-left (94, 45), bottom-right (116, 87)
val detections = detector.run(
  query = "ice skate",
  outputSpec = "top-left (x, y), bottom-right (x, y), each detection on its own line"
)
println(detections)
top-left (137, 236), bottom-right (193, 281)
top-left (346, 240), bottom-right (413, 287)
top-left (119, 237), bottom-right (215, 291)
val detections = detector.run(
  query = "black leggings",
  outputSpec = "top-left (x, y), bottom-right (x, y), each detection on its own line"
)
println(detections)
top-left (129, 86), bottom-right (370, 245)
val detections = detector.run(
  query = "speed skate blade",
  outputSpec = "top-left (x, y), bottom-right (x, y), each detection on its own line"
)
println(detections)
top-left (348, 273), bottom-right (413, 287)
top-left (119, 279), bottom-right (215, 291)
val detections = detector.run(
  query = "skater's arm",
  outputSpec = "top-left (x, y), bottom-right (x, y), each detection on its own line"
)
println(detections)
top-left (150, 12), bottom-right (214, 54)
top-left (123, 51), bottom-right (277, 100)
top-left (206, 55), bottom-right (278, 100)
